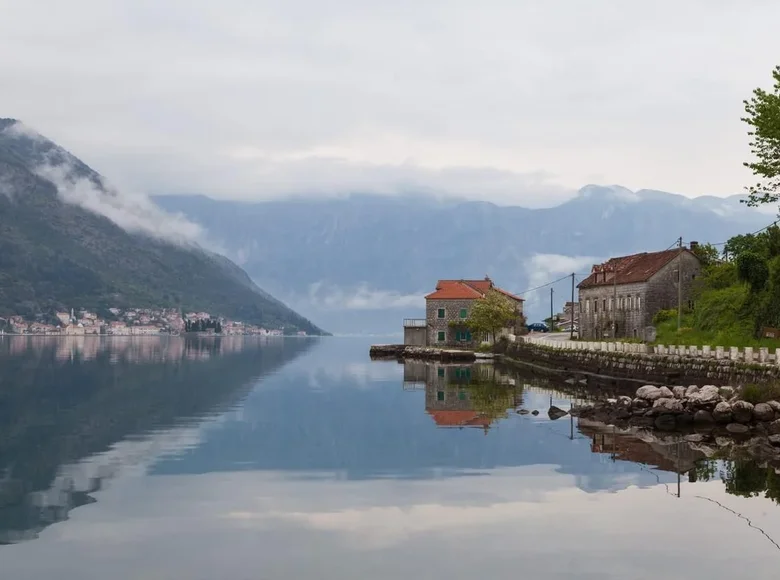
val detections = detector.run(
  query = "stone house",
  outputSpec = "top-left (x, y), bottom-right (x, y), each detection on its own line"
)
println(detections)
top-left (577, 247), bottom-right (701, 340)
top-left (414, 277), bottom-right (524, 347)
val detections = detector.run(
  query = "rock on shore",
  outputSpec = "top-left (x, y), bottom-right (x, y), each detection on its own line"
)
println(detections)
top-left (572, 384), bottom-right (779, 435)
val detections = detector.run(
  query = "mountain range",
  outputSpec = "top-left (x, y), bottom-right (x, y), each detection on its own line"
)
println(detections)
top-left (0, 119), bottom-right (324, 335)
top-left (153, 187), bottom-right (777, 334)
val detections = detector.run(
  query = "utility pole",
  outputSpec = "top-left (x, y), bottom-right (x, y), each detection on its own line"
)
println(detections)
top-left (612, 261), bottom-right (618, 338)
top-left (570, 273), bottom-right (575, 340)
top-left (677, 236), bottom-right (683, 332)
top-left (550, 287), bottom-right (554, 331)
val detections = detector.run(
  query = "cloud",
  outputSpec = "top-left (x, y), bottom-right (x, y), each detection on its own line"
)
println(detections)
top-left (35, 163), bottom-right (204, 244)
top-left (1, 0), bottom-right (777, 204)
top-left (305, 282), bottom-right (426, 311)
top-left (1, 120), bottom-right (206, 245)
top-left (522, 253), bottom-right (602, 311)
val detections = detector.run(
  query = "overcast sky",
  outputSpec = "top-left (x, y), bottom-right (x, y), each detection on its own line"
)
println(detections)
top-left (2, 0), bottom-right (779, 207)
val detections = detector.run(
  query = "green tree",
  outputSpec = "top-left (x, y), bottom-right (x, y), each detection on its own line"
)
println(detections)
top-left (743, 65), bottom-right (780, 209)
top-left (465, 290), bottom-right (518, 344)
top-left (736, 251), bottom-right (770, 292)
top-left (691, 243), bottom-right (721, 267)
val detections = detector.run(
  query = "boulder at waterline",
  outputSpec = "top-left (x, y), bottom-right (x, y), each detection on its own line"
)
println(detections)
top-left (548, 406), bottom-right (568, 420)
top-left (753, 403), bottom-right (775, 422)
top-left (726, 423), bottom-right (750, 434)
top-left (732, 401), bottom-right (754, 423)
top-left (713, 402), bottom-right (733, 424)
top-left (636, 386), bottom-right (663, 401)
top-left (693, 410), bottom-right (715, 424)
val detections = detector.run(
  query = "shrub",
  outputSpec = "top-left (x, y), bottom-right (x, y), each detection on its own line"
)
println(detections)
top-left (653, 309), bottom-right (677, 325)
top-left (740, 383), bottom-right (780, 404)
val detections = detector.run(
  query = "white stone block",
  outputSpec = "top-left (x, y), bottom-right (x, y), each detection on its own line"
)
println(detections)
top-left (744, 346), bottom-right (754, 362)
top-left (702, 345), bottom-right (711, 358)
top-left (715, 346), bottom-right (724, 360)
top-left (730, 346), bottom-right (740, 361)
top-left (759, 347), bottom-right (769, 363)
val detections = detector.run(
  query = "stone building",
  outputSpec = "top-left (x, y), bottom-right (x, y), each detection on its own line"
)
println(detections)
top-left (419, 277), bottom-right (524, 347)
top-left (577, 247), bottom-right (701, 340)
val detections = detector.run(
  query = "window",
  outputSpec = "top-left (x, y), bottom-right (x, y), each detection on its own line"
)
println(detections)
top-left (458, 391), bottom-right (467, 401)
top-left (437, 367), bottom-right (444, 377)
top-left (637, 296), bottom-right (642, 310)
top-left (608, 297), bottom-right (613, 311)
top-left (593, 299), bottom-right (598, 313)
top-left (602, 299), bottom-right (607, 312)
top-left (437, 331), bottom-right (446, 342)
top-left (585, 299), bottom-right (590, 314)
top-left (437, 308), bottom-right (445, 319)
top-left (437, 391), bottom-right (445, 401)
top-left (455, 330), bottom-right (472, 342)
top-left (459, 308), bottom-right (468, 319)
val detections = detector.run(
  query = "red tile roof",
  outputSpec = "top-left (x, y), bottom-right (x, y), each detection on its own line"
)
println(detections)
top-left (577, 249), bottom-right (698, 289)
top-left (424, 278), bottom-right (523, 301)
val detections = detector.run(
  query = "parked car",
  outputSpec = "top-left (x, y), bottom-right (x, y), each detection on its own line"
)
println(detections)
top-left (527, 322), bottom-right (549, 332)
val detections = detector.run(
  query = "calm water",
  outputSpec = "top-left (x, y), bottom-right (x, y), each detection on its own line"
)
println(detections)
top-left (1, 335), bottom-right (779, 578)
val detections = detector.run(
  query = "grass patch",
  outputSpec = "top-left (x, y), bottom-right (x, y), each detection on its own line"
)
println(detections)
top-left (740, 383), bottom-right (780, 404)
top-left (654, 313), bottom-right (780, 349)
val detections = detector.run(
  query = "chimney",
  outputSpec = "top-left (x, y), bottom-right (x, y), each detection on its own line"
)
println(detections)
top-left (689, 241), bottom-right (699, 251)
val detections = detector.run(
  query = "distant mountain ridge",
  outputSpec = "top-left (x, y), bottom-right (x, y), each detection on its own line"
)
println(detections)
top-left (153, 187), bottom-right (776, 333)
top-left (0, 119), bottom-right (325, 334)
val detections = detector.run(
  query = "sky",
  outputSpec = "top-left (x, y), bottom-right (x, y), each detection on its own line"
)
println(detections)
top-left (2, 0), bottom-right (780, 208)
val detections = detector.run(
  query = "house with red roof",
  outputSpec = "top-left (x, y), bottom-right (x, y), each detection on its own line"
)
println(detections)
top-left (420, 276), bottom-right (524, 347)
top-left (577, 246), bottom-right (701, 340)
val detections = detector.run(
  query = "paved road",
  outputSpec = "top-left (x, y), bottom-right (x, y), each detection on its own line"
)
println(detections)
top-left (525, 331), bottom-right (578, 342)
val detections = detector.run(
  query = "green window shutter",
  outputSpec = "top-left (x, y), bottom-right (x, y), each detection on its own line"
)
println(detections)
top-left (465, 331), bottom-right (472, 341)
top-left (455, 330), bottom-right (461, 341)
top-left (437, 331), bottom-right (445, 342)
top-left (437, 391), bottom-right (445, 401)
top-left (437, 308), bottom-right (445, 319)
top-left (458, 391), bottom-right (467, 400)
top-left (460, 309), bottom-right (467, 319)
top-left (437, 368), bottom-right (444, 377)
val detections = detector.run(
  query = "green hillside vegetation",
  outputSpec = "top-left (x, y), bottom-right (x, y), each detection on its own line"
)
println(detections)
top-left (654, 65), bottom-right (780, 349)
top-left (0, 118), bottom-right (325, 334)
top-left (654, 228), bottom-right (780, 348)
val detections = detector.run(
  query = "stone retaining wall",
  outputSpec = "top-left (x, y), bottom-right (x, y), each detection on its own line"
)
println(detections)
top-left (504, 339), bottom-right (780, 385)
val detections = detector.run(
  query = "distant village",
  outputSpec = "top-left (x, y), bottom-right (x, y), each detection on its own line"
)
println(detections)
top-left (0, 308), bottom-right (307, 337)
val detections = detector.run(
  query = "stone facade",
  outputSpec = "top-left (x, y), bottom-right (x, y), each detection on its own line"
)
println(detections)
top-left (579, 251), bottom-right (701, 340)
top-left (427, 298), bottom-right (479, 347)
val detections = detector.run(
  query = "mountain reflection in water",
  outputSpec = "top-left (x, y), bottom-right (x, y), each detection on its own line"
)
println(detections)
top-left (0, 335), bottom-right (316, 545)
top-left (1, 337), bottom-right (780, 579)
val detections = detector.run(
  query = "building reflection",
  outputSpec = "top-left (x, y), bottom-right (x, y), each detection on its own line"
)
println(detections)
top-left (404, 361), bottom-right (522, 431)
top-left (0, 334), bottom-right (285, 364)
top-left (0, 336), bottom-right (315, 546)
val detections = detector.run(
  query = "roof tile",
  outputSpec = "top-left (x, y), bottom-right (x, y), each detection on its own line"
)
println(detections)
top-left (577, 249), bottom-right (698, 289)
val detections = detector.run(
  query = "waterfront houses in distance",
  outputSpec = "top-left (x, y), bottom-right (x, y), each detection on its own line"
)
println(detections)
top-left (577, 245), bottom-right (701, 340)
top-left (404, 277), bottom-right (524, 347)
top-left (0, 307), bottom-right (294, 336)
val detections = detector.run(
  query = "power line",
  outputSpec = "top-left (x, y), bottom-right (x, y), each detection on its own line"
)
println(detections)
top-left (705, 220), bottom-right (778, 248)
top-left (516, 274), bottom-right (572, 296)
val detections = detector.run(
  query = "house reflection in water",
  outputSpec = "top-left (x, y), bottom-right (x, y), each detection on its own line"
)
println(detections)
top-left (403, 361), bottom-right (522, 432)
top-left (577, 417), bottom-right (710, 496)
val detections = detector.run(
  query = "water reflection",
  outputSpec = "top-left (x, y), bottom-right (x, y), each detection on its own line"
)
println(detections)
top-left (404, 359), bottom-right (780, 505)
top-left (0, 335), bottom-right (315, 545)
top-left (0, 333), bottom-right (270, 363)
top-left (3, 339), bottom-right (780, 579)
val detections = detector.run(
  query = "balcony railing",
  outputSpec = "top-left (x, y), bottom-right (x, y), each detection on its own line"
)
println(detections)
top-left (403, 319), bottom-right (427, 328)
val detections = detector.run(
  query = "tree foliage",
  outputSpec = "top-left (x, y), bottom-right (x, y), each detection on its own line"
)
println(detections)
top-left (742, 65), bottom-right (780, 208)
top-left (465, 290), bottom-right (518, 343)
top-left (736, 251), bottom-right (770, 291)
top-left (691, 243), bottom-right (720, 267)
